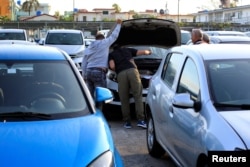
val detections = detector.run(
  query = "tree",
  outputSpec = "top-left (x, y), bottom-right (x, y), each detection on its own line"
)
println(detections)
top-left (112, 3), bottom-right (121, 13)
top-left (22, 0), bottom-right (40, 16)
top-left (54, 11), bottom-right (60, 18)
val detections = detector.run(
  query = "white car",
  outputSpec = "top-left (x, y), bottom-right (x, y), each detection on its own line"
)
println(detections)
top-left (0, 29), bottom-right (28, 41)
top-left (204, 30), bottom-right (247, 37)
top-left (44, 29), bottom-right (85, 72)
top-left (146, 44), bottom-right (250, 167)
top-left (84, 38), bottom-right (95, 48)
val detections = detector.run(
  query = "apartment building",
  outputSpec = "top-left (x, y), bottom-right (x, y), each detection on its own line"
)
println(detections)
top-left (194, 5), bottom-right (250, 25)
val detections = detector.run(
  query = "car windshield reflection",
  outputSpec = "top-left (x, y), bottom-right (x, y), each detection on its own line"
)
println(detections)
top-left (0, 61), bottom-right (88, 116)
top-left (207, 59), bottom-right (250, 108)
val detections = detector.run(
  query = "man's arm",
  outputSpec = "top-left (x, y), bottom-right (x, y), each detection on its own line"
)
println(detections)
top-left (136, 50), bottom-right (152, 56)
top-left (109, 59), bottom-right (115, 71)
top-left (104, 19), bottom-right (122, 46)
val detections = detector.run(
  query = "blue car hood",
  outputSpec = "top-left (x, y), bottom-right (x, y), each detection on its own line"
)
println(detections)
top-left (0, 113), bottom-right (113, 167)
top-left (220, 111), bottom-right (250, 148)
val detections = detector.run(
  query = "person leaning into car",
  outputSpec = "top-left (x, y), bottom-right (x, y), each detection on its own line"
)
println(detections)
top-left (82, 19), bottom-right (122, 99)
top-left (108, 46), bottom-right (151, 129)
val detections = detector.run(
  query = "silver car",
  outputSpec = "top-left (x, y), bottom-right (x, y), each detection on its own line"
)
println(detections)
top-left (145, 44), bottom-right (250, 167)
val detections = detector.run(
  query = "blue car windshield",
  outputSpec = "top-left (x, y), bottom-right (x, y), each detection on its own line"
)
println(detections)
top-left (0, 61), bottom-right (89, 117)
top-left (207, 59), bottom-right (250, 107)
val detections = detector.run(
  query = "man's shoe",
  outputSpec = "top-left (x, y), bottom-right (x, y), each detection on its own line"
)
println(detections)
top-left (137, 120), bottom-right (147, 129)
top-left (123, 122), bottom-right (132, 129)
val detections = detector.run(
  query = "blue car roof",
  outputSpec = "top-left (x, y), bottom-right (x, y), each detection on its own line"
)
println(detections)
top-left (0, 44), bottom-right (67, 60)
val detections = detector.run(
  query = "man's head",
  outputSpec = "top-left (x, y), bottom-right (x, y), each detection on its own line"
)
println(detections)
top-left (95, 33), bottom-right (105, 40)
top-left (191, 29), bottom-right (203, 43)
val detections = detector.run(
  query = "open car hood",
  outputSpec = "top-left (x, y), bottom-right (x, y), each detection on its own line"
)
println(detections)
top-left (108, 18), bottom-right (181, 49)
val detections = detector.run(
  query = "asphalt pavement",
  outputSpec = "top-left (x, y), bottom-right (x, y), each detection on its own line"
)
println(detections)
top-left (103, 104), bottom-right (176, 167)
top-left (109, 120), bottom-right (175, 167)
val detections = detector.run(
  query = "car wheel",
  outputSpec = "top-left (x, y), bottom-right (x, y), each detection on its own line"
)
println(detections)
top-left (146, 114), bottom-right (165, 158)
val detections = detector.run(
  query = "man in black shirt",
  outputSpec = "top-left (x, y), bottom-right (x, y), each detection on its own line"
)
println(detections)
top-left (108, 46), bottom-right (151, 129)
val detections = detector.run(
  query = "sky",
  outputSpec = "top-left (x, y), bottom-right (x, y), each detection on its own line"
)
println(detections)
top-left (18, 0), bottom-right (250, 15)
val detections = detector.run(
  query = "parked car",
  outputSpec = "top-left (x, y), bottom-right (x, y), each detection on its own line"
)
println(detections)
top-left (181, 30), bottom-right (191, 45)
top-left (98, 29), bottom-right (110, 38)
top-left (0, 44), bottom-right (123, 167)
top-left (0, 40), bottom-right (36, 45)
top-left (209, 35), bottom-right (250, 44)
top-left (106, 18), bottom-right (181, 106)
top-left (145, 44), bottom-right (250, 167)
top-left (204, 30), bottom-right (247, 37)
top-left (187, 35), bottom-right (250, 45)
top-left (244, 31), bottom-right (250, 37)
top-left (84, 38), bottom-right (95, 48)
top-left (38, 38), bottom-right (45, 45)
top-left (0, 28), bottom-right (28, 41)
top-left (43, 29), bottom-right (85, 73)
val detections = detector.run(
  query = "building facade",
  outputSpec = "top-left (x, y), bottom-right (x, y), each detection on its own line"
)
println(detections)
top-left (0, 0), bottom-right (16, 20)
top-left (74, 8), bottom-right (194, 23)
top-left (194, 5), bottom-right (250, 25)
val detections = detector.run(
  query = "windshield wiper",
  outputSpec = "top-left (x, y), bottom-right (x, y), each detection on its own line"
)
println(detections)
top-left (214, 103), bottom-right (250, 109)
top-left (0, 112), bottom-right (52, 120)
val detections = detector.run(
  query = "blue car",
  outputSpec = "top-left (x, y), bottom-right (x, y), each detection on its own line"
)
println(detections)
top-left (0, 44), bottom-right (123, 167)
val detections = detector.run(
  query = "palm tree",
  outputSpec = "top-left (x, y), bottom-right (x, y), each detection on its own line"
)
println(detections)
top-left (22, 0), bottom-right (40, 16)
top-left (112, 3), bottom-right (121, 13)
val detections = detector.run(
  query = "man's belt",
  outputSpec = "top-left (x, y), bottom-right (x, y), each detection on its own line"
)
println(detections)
top-left (88, 67), bottom-right (107, 73)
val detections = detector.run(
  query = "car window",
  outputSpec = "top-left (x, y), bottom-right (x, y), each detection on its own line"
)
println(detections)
top-left (207, 59), bottom-right (250, 104)
top-left (0, 61), bottom-right (88, 115)
top-left (181, 31), bottom-right (191, 45)
top-left (177, 58), bottom-right (200, 101)
top-left (46, 33), bottom-right (83, 45)
top-left (0, 32), bottom-right (26, 40)
top-left (162, 53), bottom-right (185, 87)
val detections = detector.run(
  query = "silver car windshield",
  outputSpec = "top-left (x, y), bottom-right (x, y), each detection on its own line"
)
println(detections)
top-left (0, 61), bottom-right (88, 115)
top-left (207, 59), bottom-right (250, 106)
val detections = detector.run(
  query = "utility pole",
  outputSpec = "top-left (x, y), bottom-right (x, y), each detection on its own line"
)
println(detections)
top-left (73, 0), bottom-right (75, 25)
top-left (178, 0), bottom-right (180, 22)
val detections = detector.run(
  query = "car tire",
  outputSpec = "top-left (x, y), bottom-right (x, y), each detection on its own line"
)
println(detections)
top-left (146, 114), bottom-right (165, 158)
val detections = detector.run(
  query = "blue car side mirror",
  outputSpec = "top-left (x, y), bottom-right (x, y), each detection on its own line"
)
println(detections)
top-left (95, 87), bottom-right (113, 103)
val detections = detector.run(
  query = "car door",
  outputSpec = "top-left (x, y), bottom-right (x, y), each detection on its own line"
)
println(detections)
top-left (154, 52), bottom-right (186, 152)
top-left (167, 57), bottom-right (202, 167)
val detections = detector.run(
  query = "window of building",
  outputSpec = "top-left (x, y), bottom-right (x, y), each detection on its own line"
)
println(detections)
top-left (103, 11), bottom-right (109, 15)
top-left (83, 16), bottom-right (86, 21)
